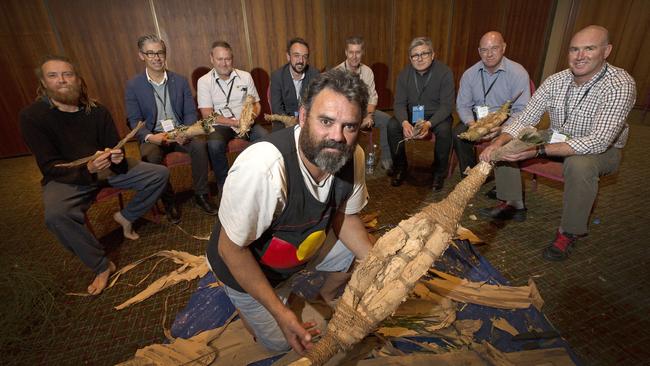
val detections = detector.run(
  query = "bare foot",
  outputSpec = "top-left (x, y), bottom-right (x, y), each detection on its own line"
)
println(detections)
top-left (87, 261), bottom-right (116, 295)
top-left (113, 211), bottom-right (139, 240)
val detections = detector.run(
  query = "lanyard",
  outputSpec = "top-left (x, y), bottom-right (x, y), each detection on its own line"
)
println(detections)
top-left (215, 72), bottom-right (236, 106)
top-left (480, 69), bottom-right (500, 105)
top-left (414, 68), bottom-right (432, 99)
top-left (563, 64), bottom-right (608, 127)
top-left (152, 82), bottom-right (169, 119)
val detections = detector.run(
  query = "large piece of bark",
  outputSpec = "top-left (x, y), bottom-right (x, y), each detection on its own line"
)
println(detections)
top-left (422, 269), bottom-right (544, 311)
top-left (291, 161), bottom-right (493, 365)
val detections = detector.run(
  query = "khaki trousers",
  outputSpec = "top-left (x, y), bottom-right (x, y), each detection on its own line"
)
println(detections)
top-left (495, 147), bottom-right (621, 235)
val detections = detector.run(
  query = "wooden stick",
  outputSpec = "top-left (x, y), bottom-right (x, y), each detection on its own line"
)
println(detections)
top-left (54, 121), bottom-right (144, 168)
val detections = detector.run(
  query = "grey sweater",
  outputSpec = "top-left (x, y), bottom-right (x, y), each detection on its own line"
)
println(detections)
top-left (393, 61), bottom-right (455, 128)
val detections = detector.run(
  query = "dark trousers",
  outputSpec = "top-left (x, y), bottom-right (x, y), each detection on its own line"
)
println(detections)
top-left (452, 123), bottom-right (478, 177)
top-left (43, 160), bottom-right (168, 274)
top-left (140, 137), bottom-right (210, 202)
top-left (207, 124), bottom-right (269, 186)
top-left (387, 117), bottom-right (453, 178)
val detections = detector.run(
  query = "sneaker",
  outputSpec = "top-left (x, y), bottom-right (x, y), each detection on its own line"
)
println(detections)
top-left (479, 201), bottom-right (527, 222)
top-left (543, 230), bottom-right (578, 261)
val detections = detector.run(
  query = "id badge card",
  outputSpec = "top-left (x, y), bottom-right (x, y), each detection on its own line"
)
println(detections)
top-left (550, 130), bottom-right (569, 143)
top-left (473, 105), bottom-right (489, 120)
top-left (412, 105), bottom-right (424, 124)
top-left (160, 119), bottom-right (175, 132)
top-left (219, 107), bottom-right (235, 119)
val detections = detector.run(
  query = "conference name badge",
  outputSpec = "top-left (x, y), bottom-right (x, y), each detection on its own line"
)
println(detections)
top-left (160, 119), bottom-right (175, 132)
top-left (412, 105), bottom-right (424, 124)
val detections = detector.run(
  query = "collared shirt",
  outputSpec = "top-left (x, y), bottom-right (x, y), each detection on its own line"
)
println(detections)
top-left (335, 61), bottom-right (379, 106)
top-left (196, 68), bottom-right (260, 119)
top-left (456, 57), bottom-right (530, 125)
top-left (289, 68), bottom-right (305, 103)
top-left (503, 62), bottom-right (636, 154)
top-left (146, 69), bottom-right (168, 86)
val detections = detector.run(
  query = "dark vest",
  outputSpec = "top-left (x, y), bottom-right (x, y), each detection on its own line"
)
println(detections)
top-left (206, 127), bottom-right (354, 292)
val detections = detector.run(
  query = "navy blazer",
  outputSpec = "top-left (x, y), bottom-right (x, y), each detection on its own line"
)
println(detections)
top-left (125, 70), bottom-right (198, 143)
top-left (270, 63), bottom-right (319, 116)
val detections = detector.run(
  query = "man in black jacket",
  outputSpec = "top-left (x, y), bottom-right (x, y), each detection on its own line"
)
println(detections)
top-left (270, 37), bottom-right (320, 131)
top-left (387, 37), bottom-right (455, 190)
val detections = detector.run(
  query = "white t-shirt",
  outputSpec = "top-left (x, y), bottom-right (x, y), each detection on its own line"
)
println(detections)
top-left (218, 125), bottom-right (368, 247)
top-left (197, 68), bottom-right (260, 119)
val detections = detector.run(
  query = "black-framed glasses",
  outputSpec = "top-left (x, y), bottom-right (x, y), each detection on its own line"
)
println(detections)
top-left (410, 51), bottom-right (432, 61)
top-left (141, 51), bottom-right (166, 59)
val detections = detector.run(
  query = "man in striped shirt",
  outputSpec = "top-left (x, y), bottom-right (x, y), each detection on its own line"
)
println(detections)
top-left (479, 25), bottom-right (636, 261)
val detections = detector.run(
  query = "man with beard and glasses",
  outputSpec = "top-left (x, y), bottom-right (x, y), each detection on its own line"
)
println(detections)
top-left (126, 34), bottom-right (217, 223)
top-left (270, 37), bottom-right (320, 131)
top-left (206, 68), bottom-right (371, 354)
top-left (479, 25), bottom-right (636, 261)
top-left (20, 55), bottom-right (168, 295)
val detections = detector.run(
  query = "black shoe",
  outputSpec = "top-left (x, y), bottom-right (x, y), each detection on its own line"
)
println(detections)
top-left (163, 201), bottom-right (181, 224)
top-left (386, 168), bottom-right (397, 177)
top-left (479, 202), bottom-right (527, 222)
top-left (195, 194), bottom-right (218, 215)
top-left (391, 170), bottom-right (407, 187)
top-left (485, 186), bottom-right (497, 200)
top-left (432, 176), bottom-right (444, 191)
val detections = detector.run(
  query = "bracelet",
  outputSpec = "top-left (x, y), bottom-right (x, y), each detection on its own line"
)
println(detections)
top-left (535, 144), bottom-right (546, 157)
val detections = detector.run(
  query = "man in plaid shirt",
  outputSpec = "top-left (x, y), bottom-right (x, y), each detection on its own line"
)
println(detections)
top-left (479, 25), bottom-right (636, 261)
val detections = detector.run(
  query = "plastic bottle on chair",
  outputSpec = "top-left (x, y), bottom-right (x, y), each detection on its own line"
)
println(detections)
top-left (366, 144), bottom-right (377, 175)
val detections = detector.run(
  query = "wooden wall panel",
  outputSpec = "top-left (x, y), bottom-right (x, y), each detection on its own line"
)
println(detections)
top-left (324, 0), bottom-right (394, 108)
top-left (156, 0), bottom-right (250, 95)
top-left (557, 0), bottom-right (650, 106)
top-left (503, 0), bottom-right (555, 84)
top-left (245, 0), bottom-right (326, 113)
top-left (392, 0), bottom-right (453, 95)
top-left (0, 0), bottom-right (60, 157)
top-left (48, 0), bottom-right (155, 138)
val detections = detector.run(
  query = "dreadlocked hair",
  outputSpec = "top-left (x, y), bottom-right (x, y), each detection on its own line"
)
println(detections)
top-left (35, 55), bottom-right (98, 114)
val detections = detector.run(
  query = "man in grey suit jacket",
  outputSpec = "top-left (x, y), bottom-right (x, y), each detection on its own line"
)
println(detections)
top-left (270, 37), bottom-right (319, 131)
top-left (126, 34), bottom-right (217, 223)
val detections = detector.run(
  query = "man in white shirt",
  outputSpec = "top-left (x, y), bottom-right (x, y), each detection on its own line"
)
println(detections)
top-left (206, 69), bottom-right (372, 354)
top-left (335, 36), bottom-right (392, 171)
top-left (197, 41), bottom-right (269, 188)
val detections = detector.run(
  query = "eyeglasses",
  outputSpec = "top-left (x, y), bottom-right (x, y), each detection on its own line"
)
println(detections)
top-left (478, 46), bottom-right (502, 54)
top-left (141, 51), bottom-right (166, 59)
top-left (410, 51), bottom-right (432, 61)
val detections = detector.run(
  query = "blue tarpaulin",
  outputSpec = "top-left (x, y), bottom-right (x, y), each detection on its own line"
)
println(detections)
top-left (171, 240), bottom-right (581, 365)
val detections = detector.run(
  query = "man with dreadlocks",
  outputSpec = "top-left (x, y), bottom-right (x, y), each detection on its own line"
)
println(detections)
top-left (20, 55), bottom-right (169, 295)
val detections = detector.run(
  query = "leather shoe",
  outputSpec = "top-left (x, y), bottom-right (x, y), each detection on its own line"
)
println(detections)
top-left (195, 194), bottom-right (218, 215)
top-left (479, 202), bottom-right (527, 222)
top-left (391, 170), bottom-right (407, 187)
top-left (432, 176), bottom-right (444, 191)
top-left (163, 201), bottom-right (181, 225)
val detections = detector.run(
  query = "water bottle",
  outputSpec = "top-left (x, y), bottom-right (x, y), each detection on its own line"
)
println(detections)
top-left (366, 144), bottom-right (376, 175)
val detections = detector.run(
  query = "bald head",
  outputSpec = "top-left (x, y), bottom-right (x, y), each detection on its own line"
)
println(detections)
top-left (572, 25), bottom-right (610, 46)
top-left (480, 31), bottom-right (505, 46)
top-left (568, 25), bottom-right (612, 85)
top-left (478, 31), bottom-right (507, 73)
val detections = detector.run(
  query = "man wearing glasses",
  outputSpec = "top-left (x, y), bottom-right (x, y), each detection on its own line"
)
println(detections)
top-left (270, 37), bottom-right (319, 131)
top-left (453, 31), bottom-right (530, 186)
top-left (126, 34), bottom-right (217, 223)
top-left (387, 37), bottom-right (454, 190)
top-left (197, 41), bottom-right (268, 189)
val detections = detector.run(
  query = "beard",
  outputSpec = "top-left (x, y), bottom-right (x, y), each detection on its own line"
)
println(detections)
top-left (291, 62), bottom-right (305, 73)
top-left (46, 83), bottom-right (81, 106)
top-left (299, 121), bottom-right (356, 174)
